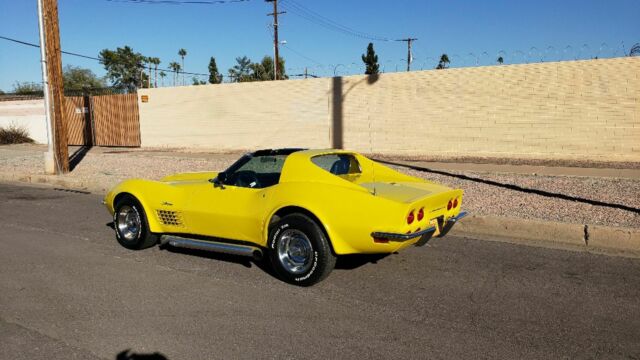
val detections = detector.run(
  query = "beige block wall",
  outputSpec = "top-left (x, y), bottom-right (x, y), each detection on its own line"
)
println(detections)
top-left (138, 78), bottom-right (331, 150)
top-left (138, 57), bottom-right (640, 161)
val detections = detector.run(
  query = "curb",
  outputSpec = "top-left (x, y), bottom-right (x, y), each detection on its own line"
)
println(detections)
top-left (2, 173), bottom-right (108, 194)
top-left (2, 173), bottom-right (639, 258)
top-left (453, 215), bottom-right (640, 257)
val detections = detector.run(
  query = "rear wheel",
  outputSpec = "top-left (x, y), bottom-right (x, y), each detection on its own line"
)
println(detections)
top-left (268, 213), bottom-right (336, 286)
top-left (113, 195), bottom-right (158, 250)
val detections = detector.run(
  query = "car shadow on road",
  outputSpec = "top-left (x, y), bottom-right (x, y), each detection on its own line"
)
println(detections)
top-left (116, 349), bottom-right (168, 360)
top-left (105, 223), bottom-right (389, 274)
top-left (335, 253), bottom-right (390, 270)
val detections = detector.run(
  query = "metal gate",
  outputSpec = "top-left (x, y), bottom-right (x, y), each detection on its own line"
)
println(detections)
top-left (64, 92), bottom-right (141, 147)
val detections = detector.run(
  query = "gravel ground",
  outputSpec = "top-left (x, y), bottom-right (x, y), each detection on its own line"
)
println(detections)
top-left (396, 167), bottom-right (640, 229)
top-left (1, 145), bottom-right (638, 229)
top-left (376, 153), bottom-right (640, 170)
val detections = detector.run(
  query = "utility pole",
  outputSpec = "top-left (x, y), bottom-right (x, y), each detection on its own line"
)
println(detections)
top-left (397, 38), bottom-right (418, 71)
top-left (266, 0), bottom-right (285, 80)
top-left (38, 0), bottom-right (69, 174)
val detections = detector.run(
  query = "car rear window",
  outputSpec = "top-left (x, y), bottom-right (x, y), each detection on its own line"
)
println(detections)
top-left (311, 154), bottom-right (361, 176)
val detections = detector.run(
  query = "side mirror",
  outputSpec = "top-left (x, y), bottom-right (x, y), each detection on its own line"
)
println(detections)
top-left (210, 172), bottom-right (227, 189)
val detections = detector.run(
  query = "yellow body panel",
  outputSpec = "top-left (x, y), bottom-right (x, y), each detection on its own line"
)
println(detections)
top-left (104, 150), bottom-right (465, 255)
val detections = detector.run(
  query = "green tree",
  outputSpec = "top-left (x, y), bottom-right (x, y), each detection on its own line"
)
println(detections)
top-left (192, 77), bottom-right (207, 85)
top-left (12, 81), bottom-right (43, 94)
top-left (497, 56), bottom-right (504, 65)
top-left (208, 57), bottom-right (222, 84)
top-left (250, 56), bottom-right (287, 81)
top-left (178, 48), bottom-right (187, 85)
top-left (62, 65), bottom-right (106, 90)
top-left (168, 62), bottom-right (181, 86)
top-left (99, 46), bottom-right (148, 91)
top-left (361, 43), bottom-right (380, 75)
top-left (228, 56), bottom-right (253, 82)
top-left (436, 54), bottom-right (450, 69)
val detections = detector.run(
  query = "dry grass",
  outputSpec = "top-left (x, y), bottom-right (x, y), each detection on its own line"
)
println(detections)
top-left (0, 124), bottom-right (34, 145)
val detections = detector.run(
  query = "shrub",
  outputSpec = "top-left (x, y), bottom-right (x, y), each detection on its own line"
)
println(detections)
top-left (0, 124), bottom-right (35, 144)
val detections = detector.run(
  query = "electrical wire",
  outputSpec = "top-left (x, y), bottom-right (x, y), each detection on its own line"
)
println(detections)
top-left (280, 0), bottom-right (391, 42)
top-left (281, 44), bottom-right (323, 66)
top-left (0, 35), bottom-right (210, 76)
top-left (105, 0), bottom-right (250, 5)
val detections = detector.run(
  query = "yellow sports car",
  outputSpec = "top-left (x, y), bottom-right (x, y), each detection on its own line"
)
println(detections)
top-left (104, 149), bottom-right (467, 286)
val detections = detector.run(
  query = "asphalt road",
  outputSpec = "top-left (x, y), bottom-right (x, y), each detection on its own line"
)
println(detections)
top-left (1, 182), bottom-right (639, 360)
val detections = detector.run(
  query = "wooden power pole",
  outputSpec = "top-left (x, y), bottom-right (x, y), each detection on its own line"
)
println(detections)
top-left (397, 38), bottom-right (418, 72)
top-left (38, 0), bottom-right (69, 174)
top-left (266, 0), bottom-right (285, 80)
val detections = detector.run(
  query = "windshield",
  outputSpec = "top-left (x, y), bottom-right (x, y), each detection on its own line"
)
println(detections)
top-left (222, 154), bottom-right (288, 189)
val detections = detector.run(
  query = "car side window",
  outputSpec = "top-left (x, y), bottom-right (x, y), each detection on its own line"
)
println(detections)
top-left (225, 155), bottom-right (287, 188)
top-left (311, 154), bottom-right (361, 176)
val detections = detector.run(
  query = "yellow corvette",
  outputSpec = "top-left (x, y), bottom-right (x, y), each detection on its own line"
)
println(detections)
top-left (104, 149), bottom-right (467, 286)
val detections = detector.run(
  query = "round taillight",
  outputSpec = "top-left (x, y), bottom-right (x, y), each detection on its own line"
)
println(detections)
top-left (447, 199), bottom-right (453, 211)
top-left (453, 198), bottom-right (459, 208)
top-left (407, 211), bottom-right (415, 224)
top-left (417, 208), bottom-right (424, 221)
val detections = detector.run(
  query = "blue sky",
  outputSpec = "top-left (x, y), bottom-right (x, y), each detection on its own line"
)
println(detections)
top-left (0, 0), bottom-right (639, 91)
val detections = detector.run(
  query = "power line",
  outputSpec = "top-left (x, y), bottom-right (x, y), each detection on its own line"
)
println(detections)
top-left (0, 35), bottom-right (210, 76)
top-left (281, 43), bottom-right (323, 66)
top-left (279, 0), bottom-right (391, 42)
top-left (105, 0), bottom-right (250, 5)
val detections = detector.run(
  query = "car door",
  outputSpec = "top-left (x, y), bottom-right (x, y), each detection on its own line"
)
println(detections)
top-left (185, 181), bottom-right (267, 243)
top-left (184, 154), bottom-right (287, 244)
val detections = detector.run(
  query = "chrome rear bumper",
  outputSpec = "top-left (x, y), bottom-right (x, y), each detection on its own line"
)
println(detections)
top-left (370, 211), bottom-right (469, 246)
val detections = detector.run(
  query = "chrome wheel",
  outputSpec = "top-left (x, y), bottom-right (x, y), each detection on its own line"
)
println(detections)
top-left (116, 205), bottom-right (141, 241)
top-left (277, 229), bottom-right (314, 275)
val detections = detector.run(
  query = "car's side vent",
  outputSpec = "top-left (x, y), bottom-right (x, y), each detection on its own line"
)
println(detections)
top-left (157, 210), bottom-right (184, 227)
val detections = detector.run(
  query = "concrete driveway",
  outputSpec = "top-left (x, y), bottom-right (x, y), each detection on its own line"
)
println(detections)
top-left (1, 182), bottom-right (639, 359)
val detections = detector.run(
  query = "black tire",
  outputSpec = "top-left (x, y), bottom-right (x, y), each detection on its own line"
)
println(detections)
top-left (268, 213), bottom-right (336, 286)
top-left (113, 194), bottom-right (158, 250)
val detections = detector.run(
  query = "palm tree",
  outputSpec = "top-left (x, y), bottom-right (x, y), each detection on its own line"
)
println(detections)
top-left (436, 54), bottom-right (450, 69)
top-left (497, 56), bottom-right (504, 65)
top-left (149, 57), bottom-right (161, 87)
top-left (145, 57), bottom-right (153, 88)
top-left (169, 61), bottom-right (180, 86)
top-left (159, 71), bottom-right (166, 87)
top-left (178, 48), bottom-right (187, 85)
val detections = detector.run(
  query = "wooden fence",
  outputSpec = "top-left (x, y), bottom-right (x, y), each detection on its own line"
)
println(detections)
top-left (63, 93), bottom-right (140, 147)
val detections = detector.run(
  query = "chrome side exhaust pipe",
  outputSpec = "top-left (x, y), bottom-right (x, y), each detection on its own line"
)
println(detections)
top-left (160, 235), bottom-right (263, 260)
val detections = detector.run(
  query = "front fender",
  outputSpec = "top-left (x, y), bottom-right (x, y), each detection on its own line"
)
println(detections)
top-left (104, 179), bottom-right (186, 234)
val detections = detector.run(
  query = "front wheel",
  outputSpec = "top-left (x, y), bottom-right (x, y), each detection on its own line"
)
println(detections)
top-left (268, 213), bottom-right (336, 286)
top-left (113, 195), bottom-right (158, 250)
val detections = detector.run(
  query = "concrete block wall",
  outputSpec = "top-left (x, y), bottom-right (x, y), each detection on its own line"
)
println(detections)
top-left (135, 57), bottom-right (639, 161)
top-left (338, 57), bottom-right (640, 160)
top-left (0, 100), bottom-right (48, 144)
top-left (138, 78), bottom-right (331, 150)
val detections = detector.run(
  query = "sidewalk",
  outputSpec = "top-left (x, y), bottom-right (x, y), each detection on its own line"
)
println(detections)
top-left (1, 144), bottom-right (639, 255)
